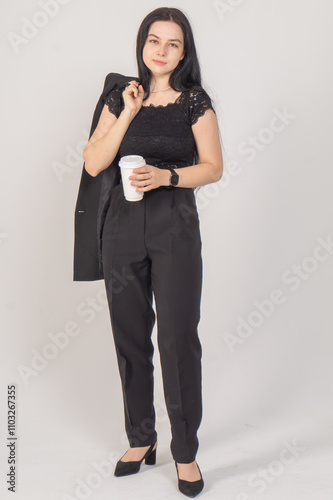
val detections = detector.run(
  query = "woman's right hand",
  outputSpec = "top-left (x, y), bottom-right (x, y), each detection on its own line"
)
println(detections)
top-left (122, 80), bottom-right (144, 115)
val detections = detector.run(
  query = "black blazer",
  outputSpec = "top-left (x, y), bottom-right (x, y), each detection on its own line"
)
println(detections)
top-left (73, 72), bottom-right (139, 281)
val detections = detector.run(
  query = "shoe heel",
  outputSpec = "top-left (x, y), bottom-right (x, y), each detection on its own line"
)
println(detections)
top-left (145, 448), bottom-right (156, 465)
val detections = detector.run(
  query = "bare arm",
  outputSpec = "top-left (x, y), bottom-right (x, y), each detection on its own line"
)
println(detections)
top-left (83, 80), bottom-right (144, 177)
top-left (83, 105), bottom-right (136, 177)
top-left (167, 108), bottom-right (223, 188)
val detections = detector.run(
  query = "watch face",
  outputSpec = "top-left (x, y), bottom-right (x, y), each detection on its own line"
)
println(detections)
top-left (171, 173), bottom-right (179, 186)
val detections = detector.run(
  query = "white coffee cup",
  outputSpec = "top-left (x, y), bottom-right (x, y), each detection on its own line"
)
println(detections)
top-left (118, 155), bottom-right (145, 201)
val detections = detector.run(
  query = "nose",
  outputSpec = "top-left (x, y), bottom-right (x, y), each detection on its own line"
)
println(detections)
top-left (156, 44), bottom-right (167, 57)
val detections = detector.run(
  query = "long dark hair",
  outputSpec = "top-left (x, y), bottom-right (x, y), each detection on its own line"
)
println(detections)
top-left (136, 7), bottom-right (210, 101)
top-left (135, 7), bottom-right (221, 196)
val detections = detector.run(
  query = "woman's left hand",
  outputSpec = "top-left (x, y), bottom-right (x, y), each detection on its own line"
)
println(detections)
top-left (129, 164), bottom-right (169, 192)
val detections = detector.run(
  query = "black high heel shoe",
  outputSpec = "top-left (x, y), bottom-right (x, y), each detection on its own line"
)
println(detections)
top-left (175, 461), bottom-right (204, 497)
top-left (114, 441), bottom-right (157, 477)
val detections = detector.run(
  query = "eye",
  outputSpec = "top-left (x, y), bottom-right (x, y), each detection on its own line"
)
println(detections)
top-left (148, 39), bottom-right (178, 48)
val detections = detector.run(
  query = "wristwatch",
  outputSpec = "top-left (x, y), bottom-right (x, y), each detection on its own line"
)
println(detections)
top-left (168, 167), bottom-right (179, 187)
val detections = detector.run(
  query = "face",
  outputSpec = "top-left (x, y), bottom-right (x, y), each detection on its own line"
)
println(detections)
top-left (142, 20), bottom-right (185, 78)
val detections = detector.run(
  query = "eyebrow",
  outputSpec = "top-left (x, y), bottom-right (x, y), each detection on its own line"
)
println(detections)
top-left (148, 33), bottom-right (183, 44)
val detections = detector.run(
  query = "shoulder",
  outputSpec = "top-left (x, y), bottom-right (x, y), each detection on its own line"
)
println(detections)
top-left (187, 88), bottom-right (213, 104)
top-left (185, 88), bottom-right (216, 126)
top-left (102, 86), bottom-right (123, 118)
top-left (103, 85), bottom-right (123, 100)
top-left (101, 72), bottom-right (139, 112)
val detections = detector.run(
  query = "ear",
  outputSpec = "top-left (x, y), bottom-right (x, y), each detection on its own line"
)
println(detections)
top-left (180, 51), bottom-right (185, 61)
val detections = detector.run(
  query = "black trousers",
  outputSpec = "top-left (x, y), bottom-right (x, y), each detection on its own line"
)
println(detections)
top-left (101, 181), bottom-right (203, 463)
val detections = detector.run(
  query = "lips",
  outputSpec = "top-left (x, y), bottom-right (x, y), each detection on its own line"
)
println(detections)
top-left (153, 60), bottom-right (166, 65)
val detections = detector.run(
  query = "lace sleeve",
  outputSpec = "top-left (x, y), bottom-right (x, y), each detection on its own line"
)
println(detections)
top-left (189, 89), bottom-right (216, 126)
top-left (103, 87), bottom-right (123, 118)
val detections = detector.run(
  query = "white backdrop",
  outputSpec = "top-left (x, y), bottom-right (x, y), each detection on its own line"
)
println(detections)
top-left (1, 1), bottom-right (332, 499)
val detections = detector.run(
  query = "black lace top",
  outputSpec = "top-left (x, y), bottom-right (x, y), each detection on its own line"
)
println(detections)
top-left (102, 87), bottom-right (216, 171)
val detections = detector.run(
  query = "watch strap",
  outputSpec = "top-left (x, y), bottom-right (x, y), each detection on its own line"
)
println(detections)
top-left (168, 167), bottom-right (178, 186)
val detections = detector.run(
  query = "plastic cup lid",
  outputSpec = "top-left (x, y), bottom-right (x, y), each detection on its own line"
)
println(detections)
top-left (119, 155), bottom-right (145, 168)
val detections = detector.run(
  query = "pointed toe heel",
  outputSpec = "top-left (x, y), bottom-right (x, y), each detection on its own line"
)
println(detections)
top-left (114, 441), bottom-right (157, 477)
top-left (175, 461), bottom-right (204, 497)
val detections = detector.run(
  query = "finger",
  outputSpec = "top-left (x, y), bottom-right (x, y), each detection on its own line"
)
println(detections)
top-left (137, 178), bottom-right (152, 186)
top-left (136, 184), bottom-right (152, 192)
top-left (133, 167), bottom-right (148, 174)
top-left (133, 173), bottom-right (150, 180)
top-left (125, 83), bottom-right (138, 95)
top-left (126, 84), bottom-right (135, 93)
top-left (130, 171), bottom-right (149, 181)
top-left (129, 85), bottom-right (139, 98)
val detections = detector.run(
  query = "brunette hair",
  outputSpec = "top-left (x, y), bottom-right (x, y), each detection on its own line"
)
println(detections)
top-left (136, 7), bottom-right (209, 101)
top-left (135, 7), bottom-right (221, 195)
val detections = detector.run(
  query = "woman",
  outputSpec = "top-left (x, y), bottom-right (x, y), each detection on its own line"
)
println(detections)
top-left (83, 6), bottom-right (223, 497)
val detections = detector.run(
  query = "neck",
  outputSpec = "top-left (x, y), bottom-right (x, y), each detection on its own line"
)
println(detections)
top-left (149, 76), bottom-right (171, 92)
